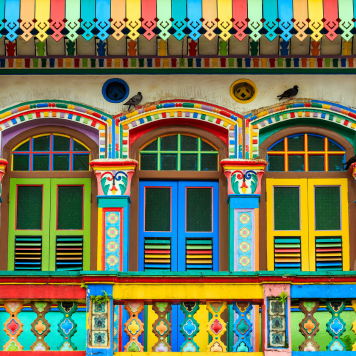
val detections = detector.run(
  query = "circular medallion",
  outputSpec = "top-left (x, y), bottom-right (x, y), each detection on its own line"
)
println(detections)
top-left (239, 256), bottom-right (250, 267)
top-left (230, 79), bottom-right (257, 104)
top-left (239, 242), bottom-right (250, 252)
top-left (107, 241), bottom-right (118, 252)
top-left (239, 213), bottom-right (250, 224)
top-left (107, 227), bottom-right (119, 238)
top-left (107, 255), bottom-right (119, 266)
top-left (107, 213), bottom-right (119, 224)
top-left (239, 227), bottom-right (251, 238)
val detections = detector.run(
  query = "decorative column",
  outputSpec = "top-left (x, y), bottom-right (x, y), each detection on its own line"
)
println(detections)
top-left (221, 159), bottom-right (267, 351)
top-left (89, 159), bottom-right (138, 353)
top-left (263, 284), bottom-right (291, 356)
top-left (0, 159), bottom-right (8, 203)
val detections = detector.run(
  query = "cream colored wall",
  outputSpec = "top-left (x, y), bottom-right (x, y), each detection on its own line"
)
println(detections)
top-left (0, 74), bottom-right (355, 116)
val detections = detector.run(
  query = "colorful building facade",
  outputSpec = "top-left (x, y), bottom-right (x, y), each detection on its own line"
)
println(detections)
top-left (0, 0), bottom-right (356, 355)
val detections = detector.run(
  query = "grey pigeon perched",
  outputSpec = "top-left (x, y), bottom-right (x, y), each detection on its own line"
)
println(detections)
top-left (124, 92), bottom-right (142, 110)
top-left (344, 155), bottom-right (356, 170)
top-left (277, 85), bottom-right (298, 101)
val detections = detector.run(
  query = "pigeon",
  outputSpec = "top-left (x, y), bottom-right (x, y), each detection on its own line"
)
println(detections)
top-left (344, 155), bottom-right (356, 170)
top-left (124, 92), bottom-right (142, 111)
top-left (277, 85), bottom-right (299, 101)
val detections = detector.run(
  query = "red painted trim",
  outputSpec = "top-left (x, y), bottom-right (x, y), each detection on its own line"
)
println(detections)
top-left (0, 284), bottom-right (86, 299)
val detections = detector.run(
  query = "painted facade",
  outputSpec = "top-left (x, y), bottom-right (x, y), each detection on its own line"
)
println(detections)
top-left (1, 0), bottom-right (356, 355)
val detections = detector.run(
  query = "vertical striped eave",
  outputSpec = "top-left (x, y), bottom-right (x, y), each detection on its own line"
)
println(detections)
top-left (142, 0), bottom-right (157, 40)
top-left (35, 0), bottom-right (51, 41)
top-left (156, 0), bottom-right (172, 41)
top-left (20, 0), bottom-right (35, 41)
top-left (81, 0), bottom-right (96, 41)
top-left (217, 0), bottom-right (233, 41)
top-left (5, 0), bottom-right (20, 41)
top-left (50, 0), bottom-right (66, 42)
top-left (187, 0), bottom-right (202, 40)
top-left (111, 0), bottom-right (126, 40)
top-left (96, 0), bottom-right (111, 41)
top-left (65, 0), bottom-right (81, 41)
top-left (263, 0), bottom-right (278, 41)
top-left (247, 0), bottom-right (263, 41)
top-left (308, 0), bottom-right (324, 42)
top-left (293, 0), bottom-right (308, 41)
top-left (338, 0), bottom-right (354, 42)
top-left (126, 0), bottom-right (141, 41)
top-left (202, 0), bottom-right (217, 40)
top-left (278, 0), bottom-right (293, 42)
top-left (172, 0), bottom-right (187, 41)
top-left (232, 0), bottom-right (247, 41)
top-left (323, 0), bottom-right (338, 42)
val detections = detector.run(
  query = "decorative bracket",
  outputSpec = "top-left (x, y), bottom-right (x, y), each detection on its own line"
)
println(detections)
top-left (350, 162), bottom-right (356, 181)
top-left (90, 159), bottom-right (138, 197)
top-left (221, 159), bottom-right (267, 195)
top-left (0, 159), bottom-right (8, 203)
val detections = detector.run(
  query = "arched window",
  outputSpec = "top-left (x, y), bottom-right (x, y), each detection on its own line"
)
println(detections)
top-left (12, 134), bottom-right (90, 171)
top-left (267, 134), bottom-right (345, 172)
top-left (140, 133), bottom-right (219, 171)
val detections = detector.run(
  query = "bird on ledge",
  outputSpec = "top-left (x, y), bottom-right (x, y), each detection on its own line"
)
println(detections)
top-left (124, 92), bottom-right (143, 111)
top-left (277, 85), bottom-right (299, 101)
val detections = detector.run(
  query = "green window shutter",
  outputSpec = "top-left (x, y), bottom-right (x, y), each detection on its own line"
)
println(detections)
top-left (8, 178), bottom-right (51, 271)
top-left (144, 237), bottom-right (171, 271)
top-left (144, 188), bottom-right (171, 232)
top-left (186, 188), bottom-right (212, 232)
top-left (274, 187), bottom-right (300, 230)
top-left (50, 178), bottom-right (91, 271)
top-left (315, 187), bottom-right (341, 230)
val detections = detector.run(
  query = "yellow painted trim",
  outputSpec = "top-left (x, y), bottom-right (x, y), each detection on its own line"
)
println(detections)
top-left (97, 208), bottom-right (103, 271)
top-left (91, 165), bottom-right (136, 172)
top-left (230, 79), bottom-right (257, 104)
top-left (113, 283), bottom-right (263, 300)
top-left (120, 108), bottom-right (237, 127)
top-left (266, 179), bottom-right (309, 271)
top-left (222, 165), bottom-right (266, 170)
top-left (12, 138), bottom-right (31, 152)
top-left (73, 137), bottom-right (90, 151)
top-left (307, 178), bottom-right (349, 271)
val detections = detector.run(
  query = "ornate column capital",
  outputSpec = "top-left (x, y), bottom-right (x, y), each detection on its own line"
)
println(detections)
top-left (220, 159), bottom-right (267, 195)
top-left (0, 159), bottom-right (8, 181)
top-left (350, 162), bottom-right (356, 180)
top-left (89, 159), bottom-right (138, 197)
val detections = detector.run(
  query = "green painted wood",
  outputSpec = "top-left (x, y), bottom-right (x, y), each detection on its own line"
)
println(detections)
top-left (8, 178), bottom-right (51, 271)
top-left (49, 178), bottom-right (91, 271)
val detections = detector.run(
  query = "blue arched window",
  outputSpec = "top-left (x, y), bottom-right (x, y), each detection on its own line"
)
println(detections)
top-left (267, 134), bottom-right (345, 172)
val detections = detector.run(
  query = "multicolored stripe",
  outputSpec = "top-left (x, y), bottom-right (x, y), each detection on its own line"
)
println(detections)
top-left (274, 237), bottom-right (301, 270)
top-left (186, 238), bottom-right (213, 270)
top-left (315, 237), bottom-right (343, 271)
top-left (15, 236), bottom-right (42, 270)
top-left (144, 237), bottom-right (171, 270)
top-left (56, 237), bottom-right (83, 271)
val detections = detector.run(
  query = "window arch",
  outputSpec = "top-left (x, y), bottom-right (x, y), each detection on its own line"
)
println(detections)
top-left (12, 133), bottom-right (90, 172)
top-left (267, 133), bottom-right (345, 172)
top-left (139, 133), bottom-right (219, 171)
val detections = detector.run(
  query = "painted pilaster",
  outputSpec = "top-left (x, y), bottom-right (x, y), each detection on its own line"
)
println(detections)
top-left (0, 159), bottom-right (8, 203)
top-left (221, 158), bottom-right (266, 351)
top-left (89, 158), bottom-right (137, 353)
top-left (263, 284), bottom-right (291, 356)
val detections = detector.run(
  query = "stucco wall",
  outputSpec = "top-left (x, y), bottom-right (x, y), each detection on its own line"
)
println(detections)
top-left (0, 74), bottom-right (355, 116)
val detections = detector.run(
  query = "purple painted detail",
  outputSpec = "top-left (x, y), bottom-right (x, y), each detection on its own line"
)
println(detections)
top-left (330, 106), bottom-right (342, 113)
top-left (11, 109), bottom-right (18, 114)
top-left (230, 132), bottom-right (235, 137)
top-left (100, 139), bottom-right (106, 145)
top-left (313, 112), bottom-right (318, 117)
top-left (185, 112), bottom-right (190, 117)
top-left (4, 122), bottom-right (10, 128)
top-left (260, 121), bottom-right (266, 127)
top-left (131, 121), bottom-right (137, 127)
top-left (60, 112), bottom-right (65, 118)
top-left (201, 105), bottom-right (213, 111)
top-left (269, 109), bottom-right (274, 113)
top-left (138, 109), bottom-right (144, 114)
top-left (1, 118), bottom-right (99, 154)
top-left (75, 106), bottom-right (87, 113)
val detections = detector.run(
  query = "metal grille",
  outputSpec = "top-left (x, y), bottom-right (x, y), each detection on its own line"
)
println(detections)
top-left (33, 155), bottom-right (49, 171)
top-left (73, 140), bottom-right (89, 152)
top-left (57, 186), bottom-right (83, 230)
top-left (328, 139), bottom-right (343, 151)
top-left (15, 236), bottom-right (42, 270)
top-left (201, 140), bottom-right (216, 151)
top-left (14, 140), bottom-right (30, 152)
top-left (186, 238), bottom-right (213, 270)
top-left (161, 154), bottom-right (177, 170)
top-left (53, 136), bottom-right (70, 151)
top-left (308, 135), bottom-right (324, 151)
top-left (274, 187), bottom-right (300, 231)
top-left (274, 237), bottom-right (301, 270)
top-left (145, 188), bottom-right (170, 231)
top-left (33, 135), bottom-right (50, 151)
top-left (53, 155), bottom-right (70, 171)
top-left (17, 186), bottom-right (42, 230)
top-left (201, 154), bottom-right (217, 171)
top-left (329, 155), bottom-right (344, 171)
top-left (140, 154), bottom-right (157, 170)
top-left (187, 188), bottom-right (212, 232)
top-left (315, 187), bottom-right (340, 230)
top-left (315, 237), bottom-right (342, 271)
top-left (161, 135), bottom-right (177, 151)
top-left (269, 140), bottom-right (284, 151)
top-left (56, 236), bottom-right (83, 271)
top-left (288, 155), bottom-right (304, 171)
top-left (288, 135), bottom-right (304, 151)
top-left (308, 155), bottom-right (324, 171)
top-left (268, 155), bottom-right (284, 171)
top-left (181, 135), bottom-right (198, 151)
top-left (143, 139), bottom-right (157, 151)
top-left (181, 154), bottom-right (197, 171)
top-left (144, 237), bottom-right (171, 270)
top-left (73, 155), bottom-right (90, 171)
top-left (13, 155), bottom-right (29, 171)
